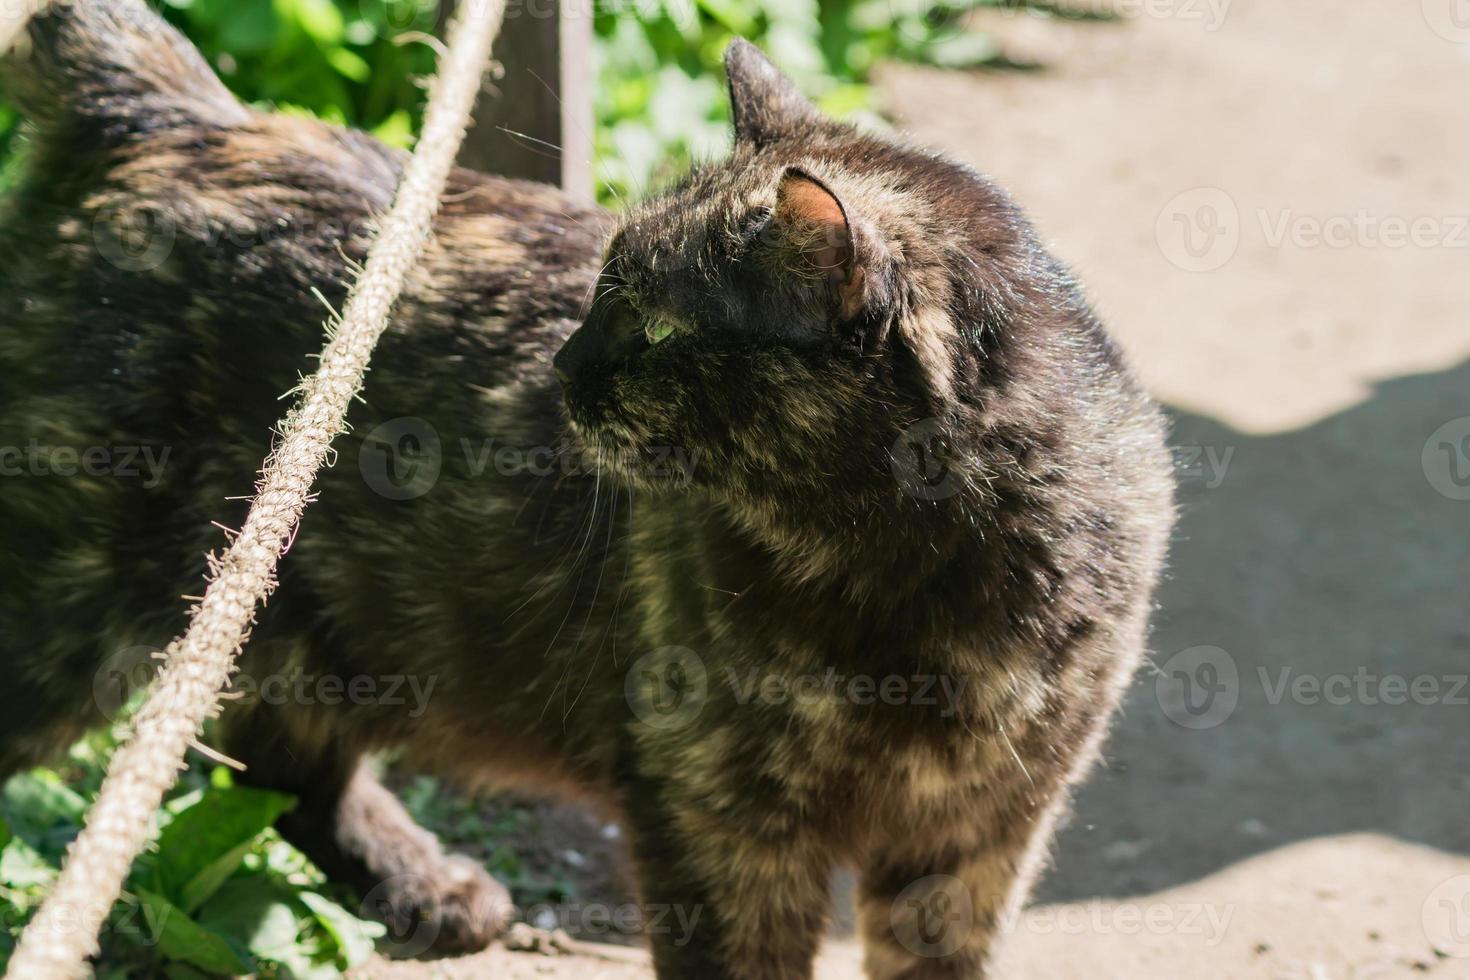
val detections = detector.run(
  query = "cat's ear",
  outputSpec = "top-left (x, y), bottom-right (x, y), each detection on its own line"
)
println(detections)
top-left (725, 38), bottom-right (822, 146)
top-left (772, 169), bottom-right (867, 322)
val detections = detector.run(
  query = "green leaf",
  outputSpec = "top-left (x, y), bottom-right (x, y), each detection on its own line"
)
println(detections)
top-left (326, 46), bottom-right (372, 83)
top-left (290, 0), bottom-right (347, 44)
top-left (694, 0), bottom-right (753, 36)
top-left (1, 772), bottom-right (87, 825)
top-left (159, 787), bottom-right (205, 826)
top-left (372, 109), bottom-right (416, 150)
top-left (217, 0), bottom-right (278, 55)
top-left (0, 772), bottom-right (86, 853)
top-left (299, 891), bottom-right (386, 968)
top-left (608, 120), bottom-right (666, 193)
top-left (195, 875), bottom-right (305, 960)
top-left (138, 889), bottom-right (254, 976)
top-left (152, 786), bottom-right (295, 909)
top-left (162, 964), bottom-right (211, 980)
top-left (344, 18), bottom-right (377, 45)
top-left (179, 839), bottom-right (256, 914)
top-left (276, 949), bottom-right (347, 980)
top-left (0, 837), bottom-right (58, 890)
top-left (647, 67), bottom-right (723, 140)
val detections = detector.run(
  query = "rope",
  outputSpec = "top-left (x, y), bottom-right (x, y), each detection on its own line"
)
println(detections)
top-left (4, 0), bottom-right (506, 974)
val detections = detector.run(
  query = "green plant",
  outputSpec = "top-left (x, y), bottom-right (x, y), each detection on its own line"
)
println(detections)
top-left (153, 0), bottom-right (439, 147)
top-left (0, 0), bottom-right (1056, 201)
top-left (590, 0), bottom-right (1042, 201)
top-left (0, 729), bottom-right (385, 978)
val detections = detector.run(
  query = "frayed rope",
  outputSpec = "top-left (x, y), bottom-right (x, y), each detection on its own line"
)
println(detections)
top-left (3, 0), bottom-right (506, 974)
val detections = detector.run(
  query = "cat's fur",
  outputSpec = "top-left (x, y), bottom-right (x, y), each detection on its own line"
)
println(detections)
top-left (0, 2), bottom-right (1174, 976)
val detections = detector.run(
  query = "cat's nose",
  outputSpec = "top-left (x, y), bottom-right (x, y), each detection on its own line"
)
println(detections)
top-left (551, 346), bottom-right (574, 387)
top-left (553, 322), bottom-right (604, 388)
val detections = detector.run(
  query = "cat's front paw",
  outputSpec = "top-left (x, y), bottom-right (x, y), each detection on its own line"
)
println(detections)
top-left (363, 855), bottom-right (514, 958)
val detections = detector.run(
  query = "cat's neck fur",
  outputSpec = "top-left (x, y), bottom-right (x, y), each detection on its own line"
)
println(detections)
top-left (708, 474), bottom-right (989, 610)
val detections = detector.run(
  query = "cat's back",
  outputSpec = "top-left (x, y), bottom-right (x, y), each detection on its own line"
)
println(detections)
top-left (0, 108), bottom-right (606, 407)
top-left (0, 2), bottom-right (610, 684)
top-left (0, 0), bottom-right (607, 418)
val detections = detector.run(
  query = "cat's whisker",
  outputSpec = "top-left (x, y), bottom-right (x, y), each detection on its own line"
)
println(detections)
top-left (609, 486), bottom-right (636, 668)
top-left (493, 125), bottom-right (564, 157)
top-left (584, 282), bottom-right (630, 321)
top-left (998, 725), bottom-right (1037, 790)
top-left (698, 584), bottom-right (741, 597)
top-left (576, 256), bottom-right (627, 308)
top-left (536, 469), bottom-right (606, 722)
top-left (509, 469), bottom-right (555, 528)
top-left (600, 179), bottom-right (628, 213)
top-left (513, 67), bottom-right (646, 211)
top-left (506, 468), bottom-right (603, 613)
top-left (502, 461), bottom-right (612, 630)
top-left (552, 207), bottom-right (605, 236)
top-left (560, 477), bottom-right (625, 725)
top-left (579, 257), bottom-right (626, 313)
top-left (495, 127), bottom-right (566, 165)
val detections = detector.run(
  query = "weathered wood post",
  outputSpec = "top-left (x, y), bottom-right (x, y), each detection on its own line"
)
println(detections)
top-left (442, 0), bottom-right (594, 203)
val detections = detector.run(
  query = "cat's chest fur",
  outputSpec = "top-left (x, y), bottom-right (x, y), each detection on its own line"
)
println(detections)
top-left (617, 494), bottom-right (1050, 818)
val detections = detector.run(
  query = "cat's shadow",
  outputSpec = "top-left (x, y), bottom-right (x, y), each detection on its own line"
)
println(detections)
top-left (1038, 354), bottom-right (1470, 902)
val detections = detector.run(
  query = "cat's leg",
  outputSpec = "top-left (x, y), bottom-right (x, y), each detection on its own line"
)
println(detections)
top-left (858, 624), bottom-right (1146, 980)
top-left (856, 787), bottom-right (1067, 980)
top-left (218, 706), bottom-right (512, 956)
top-left (622, 769), bottom-right (834, 980)
top-left (855, 692), bottom-right (1124, 980)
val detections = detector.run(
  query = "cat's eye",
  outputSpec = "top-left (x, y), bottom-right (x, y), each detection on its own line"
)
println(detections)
top-left (645, 318), bottom-right (676, 345)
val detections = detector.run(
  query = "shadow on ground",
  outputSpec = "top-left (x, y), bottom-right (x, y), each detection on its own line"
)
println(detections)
top-left (367, 359), bottom-right (1470, 979)
top-left (1038, 357), bottom-right (1470, 903)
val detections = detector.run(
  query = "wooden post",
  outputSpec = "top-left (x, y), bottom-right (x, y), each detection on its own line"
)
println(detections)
top-left (443, 0), bottom-right (594, 203)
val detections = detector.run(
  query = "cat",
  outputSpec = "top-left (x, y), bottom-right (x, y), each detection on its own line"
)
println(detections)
top-left (0, 2), bottom-right (1175, 977)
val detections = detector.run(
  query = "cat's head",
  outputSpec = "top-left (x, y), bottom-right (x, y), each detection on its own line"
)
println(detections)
top-left (555, 39), bottom-right (1062, 511)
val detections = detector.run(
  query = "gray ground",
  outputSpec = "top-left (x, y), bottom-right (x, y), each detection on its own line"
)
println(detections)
top-left (363, 0), bottom-right (1470, 975)
top-left (881, 0), bottom-right (1470, 904)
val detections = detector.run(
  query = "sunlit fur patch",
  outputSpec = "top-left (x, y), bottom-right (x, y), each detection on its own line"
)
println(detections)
top-left (1, 15), bottom-right (1180, 977)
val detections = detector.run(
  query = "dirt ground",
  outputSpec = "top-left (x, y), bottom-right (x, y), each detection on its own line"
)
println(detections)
top-left (361, 0), bottom-right (1470, 976)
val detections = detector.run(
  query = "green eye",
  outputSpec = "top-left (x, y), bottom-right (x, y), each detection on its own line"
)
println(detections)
top-left (645, 318), bottom-right (676, 345)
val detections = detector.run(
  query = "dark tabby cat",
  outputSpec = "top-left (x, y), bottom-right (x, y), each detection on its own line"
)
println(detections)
top-left (0, 1), bottom-right (1174, 976)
